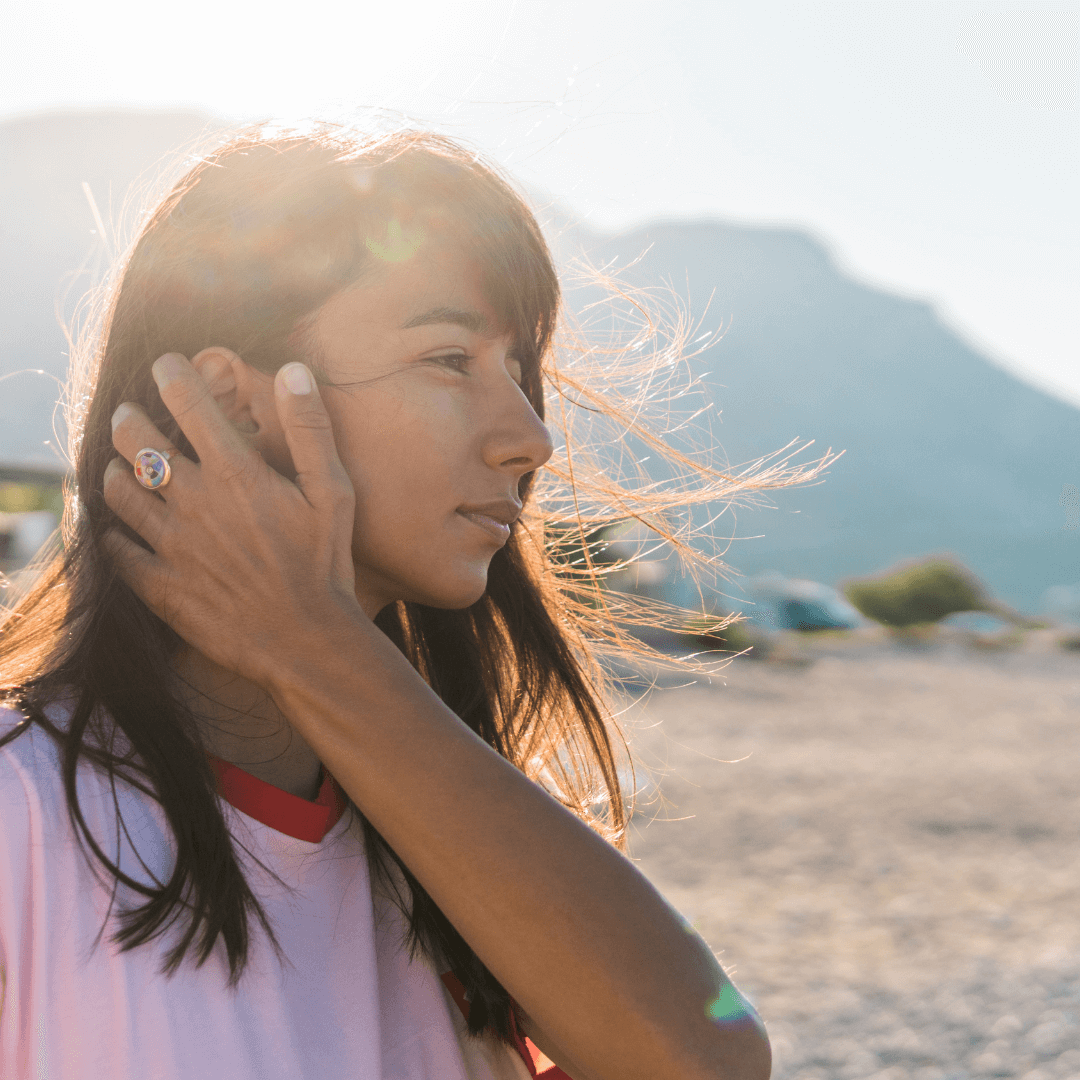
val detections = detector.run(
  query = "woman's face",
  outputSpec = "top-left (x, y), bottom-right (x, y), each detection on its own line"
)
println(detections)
top-left (298, 240), bottom-right (553, 615)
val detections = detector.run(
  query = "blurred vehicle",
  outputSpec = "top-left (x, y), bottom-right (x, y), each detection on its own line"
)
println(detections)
top-left (743, 570), bottom-right (867, 632)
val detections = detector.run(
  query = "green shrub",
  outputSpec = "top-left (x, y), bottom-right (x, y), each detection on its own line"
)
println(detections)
top-left (0, 481), bottom-right (63, 517)
top-left (681, 612), bottom-right (772, 659)
top-left (841, 558), bottom-right (990, 629)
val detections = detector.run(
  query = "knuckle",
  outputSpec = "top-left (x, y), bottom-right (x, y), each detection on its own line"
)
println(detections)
top-left (102, 465), bottom-right (129, 504)
top-left (218, 448), bottom-right (263, 485)
top-left (291, 409), bottom-right (335, 433)
top-left (331, 486), bottom-right (355, 513)
top-left (326, 468), bottom-right (355, 505)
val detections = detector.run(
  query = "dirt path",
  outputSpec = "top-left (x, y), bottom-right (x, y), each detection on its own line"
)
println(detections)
top-left (617, 628), bottom-right (1080, 1080)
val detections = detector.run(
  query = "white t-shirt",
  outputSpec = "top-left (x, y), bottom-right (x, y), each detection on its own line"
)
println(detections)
top-left (0, 706), bottom-right (534, 1080)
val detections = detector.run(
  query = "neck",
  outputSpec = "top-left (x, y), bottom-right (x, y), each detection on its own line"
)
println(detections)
top-left (171, 646), bottom-right (324, 801)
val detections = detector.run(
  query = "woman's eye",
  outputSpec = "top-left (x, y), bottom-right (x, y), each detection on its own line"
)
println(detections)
top-left (430, 352), bottom-right (471, 373)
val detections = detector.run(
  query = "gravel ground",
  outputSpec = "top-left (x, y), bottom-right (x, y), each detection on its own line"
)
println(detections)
top-left (616, 626), bottom-right (1080, 1080)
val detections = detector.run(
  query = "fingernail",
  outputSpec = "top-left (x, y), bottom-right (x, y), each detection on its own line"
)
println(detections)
top-left (280, 363), bottom-right (312, 396)
top-left (152, 353), bottom-right (186, 389)
top-left (111, 401), bottom-right (134, 432)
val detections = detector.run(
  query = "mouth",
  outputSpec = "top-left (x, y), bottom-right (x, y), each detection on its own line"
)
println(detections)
top-left (456, 499), bottom-right (521, 546)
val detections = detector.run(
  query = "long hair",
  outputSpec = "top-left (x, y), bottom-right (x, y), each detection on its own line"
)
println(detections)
top-left (0, 121), bottom-right (835, 1043)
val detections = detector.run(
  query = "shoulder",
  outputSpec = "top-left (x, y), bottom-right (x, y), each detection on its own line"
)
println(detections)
top-left (0, 708), bottom-right (58, 920)
top-left (0, 705), bottom-right (66, 832)
top-left (0, 698), bottom-right (72, 765)
top-left (0, 700), bottom-right (126, 847)
top-left (0, 702), bottom-right (172, 889)
top-left (0, 706), bottom-right (31, 747)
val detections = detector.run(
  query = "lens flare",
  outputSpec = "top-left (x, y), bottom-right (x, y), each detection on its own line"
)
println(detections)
top-left (706, 983), bottom-right (749, 1025)
top-left (365, 218), bottom-right (425, 263)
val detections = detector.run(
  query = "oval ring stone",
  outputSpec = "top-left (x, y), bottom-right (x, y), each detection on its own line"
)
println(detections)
top-left (134, 448), bottom-right (172, 490)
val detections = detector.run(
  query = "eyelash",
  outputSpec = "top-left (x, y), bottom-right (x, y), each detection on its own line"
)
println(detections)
top-left (430, 352), bottom-right (523, 383)
top-left (431, 352), bottom-right (472, 373)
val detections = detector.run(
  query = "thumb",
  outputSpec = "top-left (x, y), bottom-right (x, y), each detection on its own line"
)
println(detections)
top-left (274, 362), bottom-right (352, 507)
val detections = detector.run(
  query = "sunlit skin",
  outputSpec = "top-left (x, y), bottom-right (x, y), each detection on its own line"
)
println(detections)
top-left (307, 242), bottom-right (550, 613)
top-left (102, 239), bottom-right (771, 1080)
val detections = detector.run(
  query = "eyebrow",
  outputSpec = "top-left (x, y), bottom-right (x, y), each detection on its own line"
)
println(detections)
top-left (400, 306), bottom-right (491, 335)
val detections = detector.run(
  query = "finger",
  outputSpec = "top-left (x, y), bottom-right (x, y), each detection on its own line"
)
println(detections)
top-left (274, 363), bottom-right (354, 510)
top-left (103, 458), bottom-right (170, 549)
top-left (102, 527), bottom-right (167, 618)
top-left (151, 352), bottom-right (249, 468)
top-left (110, 401), bottom-right (196, 491)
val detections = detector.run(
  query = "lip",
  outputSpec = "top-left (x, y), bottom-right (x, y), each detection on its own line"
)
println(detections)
top-left (456, 499), bottom-right (521, 545)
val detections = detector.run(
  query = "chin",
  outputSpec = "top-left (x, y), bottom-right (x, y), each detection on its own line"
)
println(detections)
top-left (419, 575), bottom-right (490, 610)
top-left (380, 561), bottom-right (492, 611)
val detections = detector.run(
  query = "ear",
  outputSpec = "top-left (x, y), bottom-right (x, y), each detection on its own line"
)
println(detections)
top-left (189, 347), bottom-right (296, 479)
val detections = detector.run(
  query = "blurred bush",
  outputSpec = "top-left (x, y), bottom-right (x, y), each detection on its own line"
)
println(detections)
top-left (0, 479), bottom-right (65, 575)
top-left (0, 481), bottom-right (63, 518)
top-left (680, 612), bottom-right (773, 661)
top-left (841, 557), bottom-right (990, 628)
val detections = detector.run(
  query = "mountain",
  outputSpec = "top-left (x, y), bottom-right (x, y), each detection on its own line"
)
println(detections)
top-left (2, 110), bottom-right (1077, 613)
top-left (544, 219), bottom-right (1080, 614)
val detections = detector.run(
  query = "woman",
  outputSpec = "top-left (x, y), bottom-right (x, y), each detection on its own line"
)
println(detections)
top-left (0, 124), bottom-right (800, 1079)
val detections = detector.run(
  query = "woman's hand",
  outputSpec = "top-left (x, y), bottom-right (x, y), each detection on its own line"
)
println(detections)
top-left (104, 352), bottom-right (360, 689)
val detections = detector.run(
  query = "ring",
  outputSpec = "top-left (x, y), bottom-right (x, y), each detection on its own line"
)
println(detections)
top-left (134, 447), bottom-right (177, 490)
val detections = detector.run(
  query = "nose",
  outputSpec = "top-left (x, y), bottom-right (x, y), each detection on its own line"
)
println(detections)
top-left (481, 381), bottom-right (554, 478)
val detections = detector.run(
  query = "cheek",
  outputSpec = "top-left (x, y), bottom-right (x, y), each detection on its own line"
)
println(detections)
top-left (324, 393), bottom-right (496, 606)
top-left (326, 391), bottom-right (460, 517)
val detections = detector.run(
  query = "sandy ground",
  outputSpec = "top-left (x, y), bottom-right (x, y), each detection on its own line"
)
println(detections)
top-left (615, 626), bottom-right (1080, 1080)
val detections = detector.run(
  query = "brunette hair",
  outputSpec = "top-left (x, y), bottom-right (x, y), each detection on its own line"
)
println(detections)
top-left (0, 122), bottom-right (833, 1043)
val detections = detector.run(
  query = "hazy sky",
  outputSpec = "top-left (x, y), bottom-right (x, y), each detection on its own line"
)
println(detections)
top-left (3, 0), bottom-right (1078, 405)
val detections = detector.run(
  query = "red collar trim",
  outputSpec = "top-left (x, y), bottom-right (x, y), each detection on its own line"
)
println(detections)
top-left (206, 753), bottom-right (348, 843)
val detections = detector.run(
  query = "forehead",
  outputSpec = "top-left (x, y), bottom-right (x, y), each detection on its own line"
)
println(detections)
top-left (313, 240), bottom-right (504, 341)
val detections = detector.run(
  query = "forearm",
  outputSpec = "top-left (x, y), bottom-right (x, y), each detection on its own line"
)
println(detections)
top-left (268, 606), bottom-right (770, 1080)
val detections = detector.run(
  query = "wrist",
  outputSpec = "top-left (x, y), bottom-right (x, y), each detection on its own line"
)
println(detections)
top-left (260, 591), bottom-right (378, 701)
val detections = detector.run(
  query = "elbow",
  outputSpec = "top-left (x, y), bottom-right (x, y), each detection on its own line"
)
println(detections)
top-left (683, 996), bottom-right (771, 1080)
top-left (739, 1022), bottom-right (772, 1080)
top-left (707, 1015), bottom-right (772, 1080)
top-left (648, 1012), bottom-right (773, 1080)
